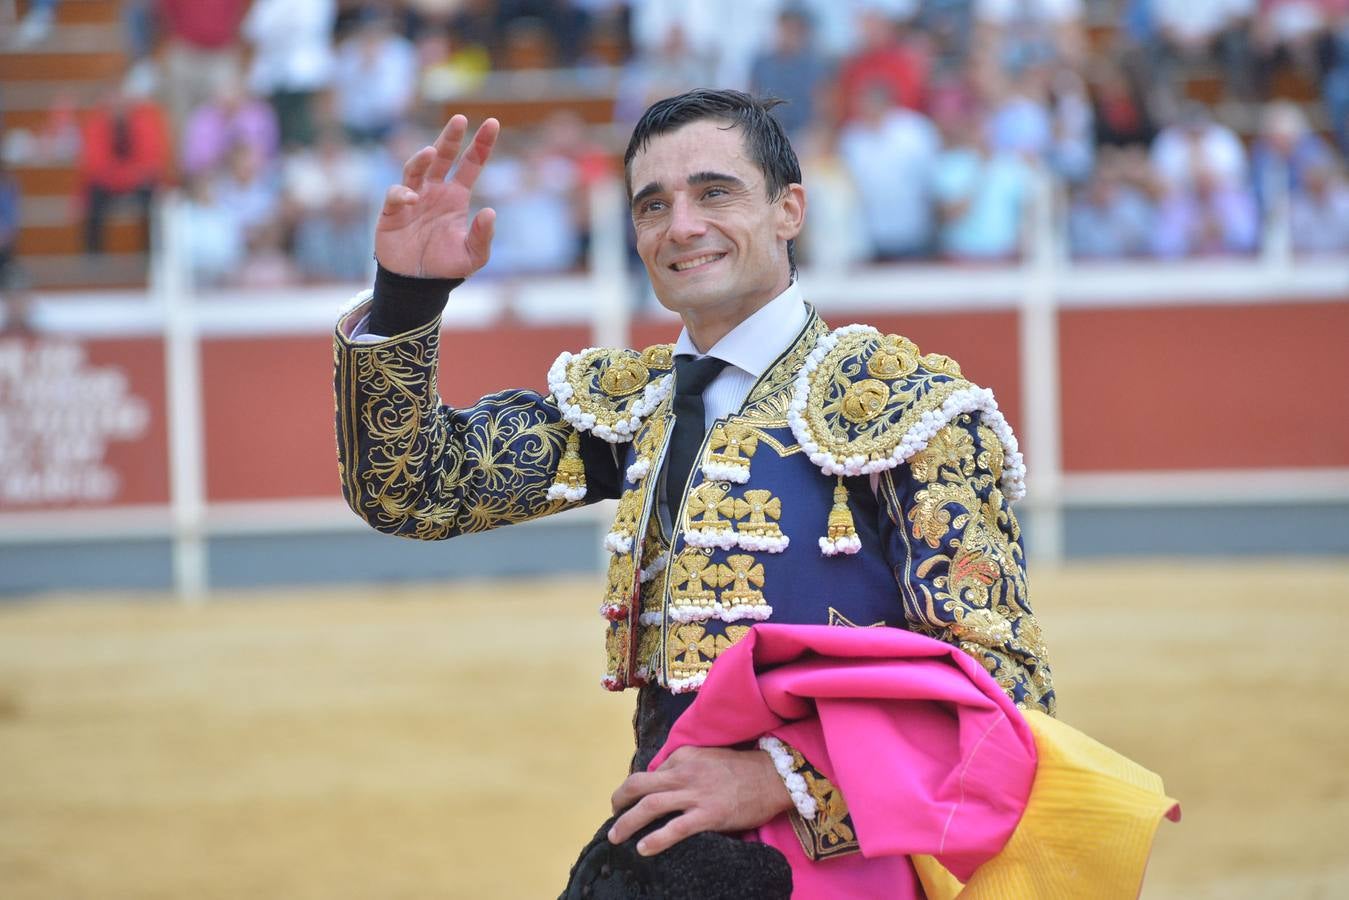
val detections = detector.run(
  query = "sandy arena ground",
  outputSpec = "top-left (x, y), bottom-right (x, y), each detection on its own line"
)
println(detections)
top-left (0, 560), bottom-right (1346, 899)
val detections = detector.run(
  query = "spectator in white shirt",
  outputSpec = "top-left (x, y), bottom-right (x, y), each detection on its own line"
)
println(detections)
top-left (1291, 161), bottom-right (1349, 254)
top-left (283, 129), bottom-right (375, 281)
top-left (181, 175), bottom-right (246, 288)
top-left (838, 85), bottom-right (942, 259)
top-left (475, 136), bottom-right (583, 276)
top-left (241, 0), bottom-right (337, 148)
top-left (333, 14), bottom-right (418, 145)
top-left (1150, 104), bottom-right (1249, 190)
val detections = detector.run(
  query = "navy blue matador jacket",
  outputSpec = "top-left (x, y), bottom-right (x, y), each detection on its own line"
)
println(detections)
top-left (334, 294), bottom-right (1055, 861)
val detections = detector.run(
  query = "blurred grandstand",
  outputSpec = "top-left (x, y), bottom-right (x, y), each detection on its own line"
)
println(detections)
top-left (0, 0), bottom-right (1346, 594)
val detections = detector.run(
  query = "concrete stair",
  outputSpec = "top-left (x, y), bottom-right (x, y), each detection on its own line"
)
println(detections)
top-left (3, 0), bottom-right (145, 289)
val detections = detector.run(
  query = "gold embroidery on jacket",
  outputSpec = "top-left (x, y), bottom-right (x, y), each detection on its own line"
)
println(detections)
top-left (732, 489), bottom-right (785, 541)
top-left (609, 487), bottom-right (644, 543)
top-left (796, 328), bottom-right (974, 470)
top-left (706, 422), bottom-right (759, 469)
top-left (634, 521), bottom-right (671, 684)
top-left (903, 418), bottom-right (1054, 714)
top-left (715, 554), bottom-right (766, 606)
top-left (684, 482), bottom-right (738, 534)
top-left (784, 743), bottom-right (860, 861)
top-left (666, 623), bottom-right (752, 683)
top-left (342, 329), bottom-right (575, 540)
top-left (669, 549), bottom-right (721, 608)
top-left (740, 315), bottom-right (830, 422)
top-left (561, 345), bottom-right (673, 437)
top-left (600, 355), bottom-right (650, 397)
top-left (605, 623), bottom-right (630, 676)
top-left (604, 552), bottom-right (637, 609)
top-left (866, 335), bottom-right (919, 379)
top-left (826, 608), bottom-right (886, 628)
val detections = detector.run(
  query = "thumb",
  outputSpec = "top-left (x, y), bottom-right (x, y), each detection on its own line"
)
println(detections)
top-left (465, 207), bottom-right (496, 268)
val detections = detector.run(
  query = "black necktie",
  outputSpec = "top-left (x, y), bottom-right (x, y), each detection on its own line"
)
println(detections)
top-left (665, 354), bottom-right (730, 515)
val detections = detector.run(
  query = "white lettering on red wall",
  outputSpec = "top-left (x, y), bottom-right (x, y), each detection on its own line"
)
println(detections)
top-left (0, 339), bottom-right (150, 507)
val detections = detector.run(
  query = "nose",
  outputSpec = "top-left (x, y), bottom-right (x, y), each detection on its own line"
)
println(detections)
top-left (667, 193), bottom-right (707, 243)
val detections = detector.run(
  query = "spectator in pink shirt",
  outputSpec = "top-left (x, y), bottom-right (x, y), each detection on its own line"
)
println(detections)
top-left (180, 79), bottom-right (279, 177)
top-left (1151, 170), bottom-right (1260, 257)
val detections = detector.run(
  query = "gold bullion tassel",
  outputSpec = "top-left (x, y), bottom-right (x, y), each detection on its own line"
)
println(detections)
top-left (547, 429), bottom-right (587, 501)
top-left (820, 477), bottom-right (861, 556)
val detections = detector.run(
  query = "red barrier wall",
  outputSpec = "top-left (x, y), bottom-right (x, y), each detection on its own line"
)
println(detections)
top-left (1059, 301), bottom-right (1349, 471)
top-left (0, 336), bottom-right (168, 512)
top-left (3, 298), bottom-right (1345, 515)
top-left (200, 324), bottom-right (591, 503)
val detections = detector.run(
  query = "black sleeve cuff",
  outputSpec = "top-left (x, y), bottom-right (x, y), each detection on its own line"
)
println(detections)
top-left (577, 430), bottom-right (624, 502)
top-left (365, 262), bottom-right (464, 337)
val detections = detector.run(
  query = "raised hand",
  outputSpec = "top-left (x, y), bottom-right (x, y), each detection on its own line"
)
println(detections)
top-left (375, 115), bottom-right (500, 279)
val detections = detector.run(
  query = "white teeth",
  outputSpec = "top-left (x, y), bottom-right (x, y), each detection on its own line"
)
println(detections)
top-left (672, 254), bottom-right (723, 271)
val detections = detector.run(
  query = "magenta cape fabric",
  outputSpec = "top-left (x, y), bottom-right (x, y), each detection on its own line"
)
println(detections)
top-left (649, 624), bottom-right (1038, 899)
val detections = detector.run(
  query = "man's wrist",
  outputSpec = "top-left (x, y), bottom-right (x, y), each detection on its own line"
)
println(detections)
top-left (365, 261), bottom-right (464, 338)
top-left (758, 737), bottom-right (816, 819)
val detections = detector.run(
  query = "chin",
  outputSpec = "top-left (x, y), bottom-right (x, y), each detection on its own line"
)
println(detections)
top-left (653, 283), bottom-right (726, 316)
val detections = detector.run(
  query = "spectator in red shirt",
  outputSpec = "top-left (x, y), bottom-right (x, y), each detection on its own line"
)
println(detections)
top-left (834, 9), bottom-right (930, 123)
top-left (158, 0), bottom-right (250, 137)
top-left (78, 83), bottom-right (171, 254)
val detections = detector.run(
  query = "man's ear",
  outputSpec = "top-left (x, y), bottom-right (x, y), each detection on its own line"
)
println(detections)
top-left (778, 183), bottom-right (806, 242)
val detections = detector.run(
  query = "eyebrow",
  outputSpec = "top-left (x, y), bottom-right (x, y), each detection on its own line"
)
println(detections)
top-left (630, 171), bottom-right (748, 211)
top-left (688, 170), bottom-right (745, 189)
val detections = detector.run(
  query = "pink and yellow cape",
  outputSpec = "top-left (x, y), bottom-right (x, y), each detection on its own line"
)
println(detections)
top-left (650, 625), bottom-right (1180, 899)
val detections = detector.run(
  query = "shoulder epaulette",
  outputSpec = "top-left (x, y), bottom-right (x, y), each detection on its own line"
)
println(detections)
top-left (788, 325), bottom-right (1025, 501)
top-left (548, 343), bottom-right (675, 443)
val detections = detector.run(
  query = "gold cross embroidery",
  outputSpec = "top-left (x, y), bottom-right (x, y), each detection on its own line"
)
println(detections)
top-left (685, 482), bottom-right (737, 529)
top-left (670, 549), bottom-right (722, 607)
top-left (717, 553), bottom-right (765, 606)
top-left (733, 489), bottom-right (783, 537)
top-left (667, 623), bottom-right (752, 678)
top-left (706, 422), bottom-right (758, 468)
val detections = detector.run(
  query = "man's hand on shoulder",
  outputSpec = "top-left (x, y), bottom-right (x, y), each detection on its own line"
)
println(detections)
top-left (374, 114), bottom-right (499, 280)
top-left (607, 746), bottom-right (793, 856)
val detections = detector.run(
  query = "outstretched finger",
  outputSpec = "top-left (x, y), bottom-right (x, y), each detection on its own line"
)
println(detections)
top-left (401, 146), bottom-right (435, 195)
top-left (380, 183), bottom-right (419, 218)
top-left (451, 117), bottom-right (500, 192)
top-left (425, 114), bottom-right (469, 182)
top-left (464, 207), bottom-right (496, 268)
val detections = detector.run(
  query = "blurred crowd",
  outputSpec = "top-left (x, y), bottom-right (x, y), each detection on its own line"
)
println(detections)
top-left (1, 0), bottom-right (1347, 292)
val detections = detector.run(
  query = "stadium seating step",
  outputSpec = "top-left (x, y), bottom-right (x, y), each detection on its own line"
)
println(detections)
top-left (8, 164), bottom-right (79, 197)
top-left (15, 252), bottom-right (148, 290)
top-left (0, 49), bottom-right (125, 80)
top-left (0, 21), bottom-right (122, 54)
top-left (14, 0), bottom-right (120, 27)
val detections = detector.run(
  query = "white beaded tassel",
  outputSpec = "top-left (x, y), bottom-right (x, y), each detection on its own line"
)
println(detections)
top-left (758, 736), bottom-right (818, 819)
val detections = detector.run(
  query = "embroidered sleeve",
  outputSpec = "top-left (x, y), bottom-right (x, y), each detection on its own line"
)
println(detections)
top-left (882, 415), bottom-right (1056, 715)
top-left (334, 315), bottom-right (621, 540)
top-left (768, 738), bottom-right (860, 861)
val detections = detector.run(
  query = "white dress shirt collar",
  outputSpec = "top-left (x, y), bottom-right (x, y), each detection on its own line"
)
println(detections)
top-left (671, 280), bottom-right (808, 377)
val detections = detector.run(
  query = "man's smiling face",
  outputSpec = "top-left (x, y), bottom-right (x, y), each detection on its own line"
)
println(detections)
top-left (628, 119), bottom-right (804, 346)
